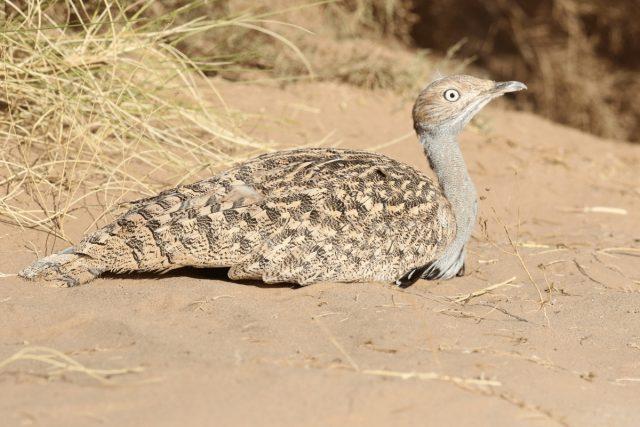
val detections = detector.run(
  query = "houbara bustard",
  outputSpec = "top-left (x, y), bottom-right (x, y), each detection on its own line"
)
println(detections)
top-left (20, 75), bottom-right (526, 288)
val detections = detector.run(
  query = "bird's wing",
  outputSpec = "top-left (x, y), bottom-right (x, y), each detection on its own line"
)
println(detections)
top-left (227, 149), bottom-right (456, 284)
top-left (75, 148), bottom-right (455, 282)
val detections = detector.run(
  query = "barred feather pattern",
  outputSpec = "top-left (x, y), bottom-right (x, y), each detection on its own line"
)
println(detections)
top-left (20, 148), bottom-right (456, 286)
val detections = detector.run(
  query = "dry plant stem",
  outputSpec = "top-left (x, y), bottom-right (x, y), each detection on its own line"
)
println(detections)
top-left (616, 378), bottom-right (640, 383)
top-left (369, 131), bottom-right (414, 151)
top-left (592, 253), bottom-right (627, 278)
top-left (491, 209), bottom-right (546, 308)
top-left (558, 206), bottom-right (628, 215)
top-left (0, 346), bottom-right (143, 384)
top-left (474, 302), bottom-right (529, 323)
top-left (436, 307), bottom-right (487, 323)
top-left (573, 259), bottom-right (606, 286)
top-left (497, 391), bottom-right (568, 427)
top-left (311, 315), bottom-right (360, 372)
top-left (449, 276), bottom-right (517, 304)
top-left (362, 369), bottom-right (500, 388)
top-left (597, 247), bottom-right (640, 257)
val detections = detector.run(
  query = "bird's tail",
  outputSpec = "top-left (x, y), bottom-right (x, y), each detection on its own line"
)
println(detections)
top-left (19, 248), bottom-right (105, 287)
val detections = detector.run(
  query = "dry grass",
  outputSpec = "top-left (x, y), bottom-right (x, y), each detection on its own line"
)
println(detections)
top-left (598, 247), bottom-right (640, 257)
top-left (324, 0), bottom-right (416, 41)
top-left (149, 0), bottom-right (448, 93)
top-left (0, 0), bottom-right (305, 244)
top-left (448, 276), bottom-right (517, 304)
top-left (0, 346), bottom-right (143, 384)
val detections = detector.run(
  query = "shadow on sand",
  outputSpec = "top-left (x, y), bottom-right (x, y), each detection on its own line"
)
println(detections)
top-left (101, 267), bottom-right (301, 289)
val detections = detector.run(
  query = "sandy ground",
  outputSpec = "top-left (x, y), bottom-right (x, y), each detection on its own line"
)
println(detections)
top-left (1, 80), bottom-right (640, 427)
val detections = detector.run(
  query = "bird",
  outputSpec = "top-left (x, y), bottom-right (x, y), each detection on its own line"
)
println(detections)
top-left (19, 75), bottom-right (526, 288)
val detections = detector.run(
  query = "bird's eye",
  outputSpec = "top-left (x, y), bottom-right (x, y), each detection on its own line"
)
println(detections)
top-left (444, 89), bottom-right (460, 102)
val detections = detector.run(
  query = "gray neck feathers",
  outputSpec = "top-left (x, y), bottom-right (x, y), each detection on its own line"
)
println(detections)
top-left (421, 132), bottom-right (477, 278)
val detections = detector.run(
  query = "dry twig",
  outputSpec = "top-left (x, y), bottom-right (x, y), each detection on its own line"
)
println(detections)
top-left (448, 276), bottom-right (517, 304)
top-left (0, 346), bottom-right (143, 384)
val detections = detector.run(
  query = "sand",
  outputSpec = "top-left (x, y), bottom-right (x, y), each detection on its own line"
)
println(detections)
top-left (1, 80), bottom-right (639, 426)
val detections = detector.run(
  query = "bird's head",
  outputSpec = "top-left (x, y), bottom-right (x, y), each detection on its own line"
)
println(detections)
top-left (412, 75), bottom-right (527, 139)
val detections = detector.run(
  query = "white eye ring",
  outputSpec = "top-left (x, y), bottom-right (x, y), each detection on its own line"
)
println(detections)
top-left (444, 89), bottom-right (460, 102)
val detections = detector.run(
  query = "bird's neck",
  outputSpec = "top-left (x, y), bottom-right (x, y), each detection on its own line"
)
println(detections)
top-left (421, 133), bottom-right (477, 275)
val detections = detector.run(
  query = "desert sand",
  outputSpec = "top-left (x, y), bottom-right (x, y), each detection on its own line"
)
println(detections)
top-left (1, 80), bottom-right (639, 426)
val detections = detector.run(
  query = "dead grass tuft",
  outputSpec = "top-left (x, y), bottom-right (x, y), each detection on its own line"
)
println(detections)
top-left (0, 0), bottom-right (299, 244)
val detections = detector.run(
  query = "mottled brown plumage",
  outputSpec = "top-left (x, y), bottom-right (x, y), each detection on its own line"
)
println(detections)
top-left (21, 148), bottom-right (455, 286)
top-left (20, 74), bottom-right (526, 287)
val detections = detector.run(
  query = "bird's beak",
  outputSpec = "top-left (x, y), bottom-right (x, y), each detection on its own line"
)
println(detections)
top-left (493, 81), bottom-right (527, 94)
